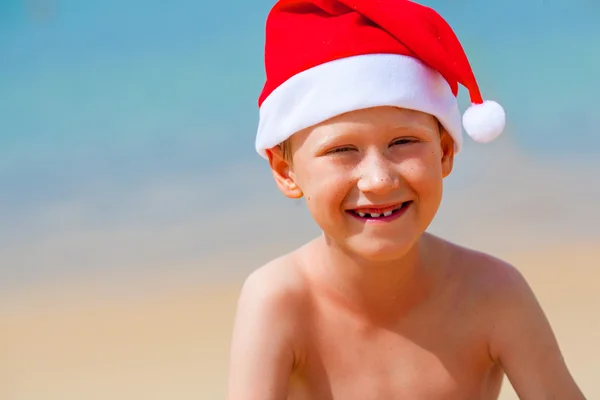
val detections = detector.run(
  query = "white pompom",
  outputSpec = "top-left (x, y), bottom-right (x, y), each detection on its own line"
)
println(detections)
top-left (462, 100), bottom-right (506, 143)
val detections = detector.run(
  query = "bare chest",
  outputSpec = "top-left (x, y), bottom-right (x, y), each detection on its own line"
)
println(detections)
top-left (288, 305), bottom-right (503, 400)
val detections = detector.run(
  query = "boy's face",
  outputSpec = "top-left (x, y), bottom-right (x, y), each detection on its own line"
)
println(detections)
top-left (267, 106), bottom-right (455, 262)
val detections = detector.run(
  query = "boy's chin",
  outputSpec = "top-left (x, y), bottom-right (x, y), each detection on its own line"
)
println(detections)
top-left (343, 237), bottom-right (420, 263)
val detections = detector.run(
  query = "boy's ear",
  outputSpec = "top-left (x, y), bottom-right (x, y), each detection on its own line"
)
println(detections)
top-left (439, 126), bottom-right (455, 178)
top-left (265, 146), bottom-right (304, 199)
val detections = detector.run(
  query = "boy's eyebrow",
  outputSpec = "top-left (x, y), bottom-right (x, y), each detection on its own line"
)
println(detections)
top-left (313, 133), bottom-right (346, 151)
top-left (391, 123), bottom-right (438, 135)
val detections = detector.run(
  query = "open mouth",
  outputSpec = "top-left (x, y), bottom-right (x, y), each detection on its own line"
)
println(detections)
top-left (347, 201), bottom-right (412, 221)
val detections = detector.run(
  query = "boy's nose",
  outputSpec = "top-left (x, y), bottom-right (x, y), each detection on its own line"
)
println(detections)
top-left (356, 156), bottom-right (400, 195)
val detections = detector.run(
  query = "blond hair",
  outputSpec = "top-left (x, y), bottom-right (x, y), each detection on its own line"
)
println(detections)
top-left (279, 138), bottom-right (293, 162)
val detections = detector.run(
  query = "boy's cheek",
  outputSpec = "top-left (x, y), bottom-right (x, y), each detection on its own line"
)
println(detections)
top-left (400, 158), bottom-right (443, 184)
top-left (401, 164), bottom-right (445, 207)
top-left (304, 182), bottom-right (348, 208)
top-left (302, 178), bottom-right (351, 217)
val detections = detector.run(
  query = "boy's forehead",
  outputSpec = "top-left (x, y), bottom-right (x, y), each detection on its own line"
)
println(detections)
top-left (335, 107), bottom-right (435, 124)
top-left (300, 107), bottom-right (438, 138)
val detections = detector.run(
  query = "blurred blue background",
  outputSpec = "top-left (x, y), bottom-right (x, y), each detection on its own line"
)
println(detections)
top-left (1, 0), bottom-right (599, 287)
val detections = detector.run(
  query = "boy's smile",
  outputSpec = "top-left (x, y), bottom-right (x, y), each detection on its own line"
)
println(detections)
top-left (267, 106), bottom-right (455, 262)
top-left (346, 200), bottom-right (412, 222)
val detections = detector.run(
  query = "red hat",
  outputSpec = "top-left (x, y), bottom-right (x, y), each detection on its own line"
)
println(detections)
top-left (255, 0), bottom-right (506, 158)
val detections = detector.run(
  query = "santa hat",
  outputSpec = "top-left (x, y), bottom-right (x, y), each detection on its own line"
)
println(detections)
top-left (255, 0), bottom-right (506, 158)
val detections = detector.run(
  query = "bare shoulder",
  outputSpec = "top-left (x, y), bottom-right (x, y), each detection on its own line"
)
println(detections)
top-left (239, 244), bottom-right (311, 304)
top-left (448, 243), bottom-right (540, 328)
top-left (433, 236), bottom-right (536, 337)
top-left (227, 247), bottom-right (312, 399)
top-left (436, 237), bottom-right (586, 398)
top-left (437, 236), bottom-right (529, 299)
top-left (235, 247), bottom-right (311, 335)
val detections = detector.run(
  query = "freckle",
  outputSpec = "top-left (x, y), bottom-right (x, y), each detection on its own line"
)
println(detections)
top-left (307, 196), bottom-right (311, 201)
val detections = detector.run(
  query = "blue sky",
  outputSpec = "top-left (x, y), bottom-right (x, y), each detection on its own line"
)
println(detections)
top-left (1, 0), bottom-right (599, 286)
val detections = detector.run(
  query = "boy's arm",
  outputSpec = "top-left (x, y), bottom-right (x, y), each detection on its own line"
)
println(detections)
top-left (226, 267), bottom-right (298, 400)
top-left (488, 263), bottom-right (586, 399)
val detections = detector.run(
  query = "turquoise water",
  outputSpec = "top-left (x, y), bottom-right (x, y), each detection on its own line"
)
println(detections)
top-left (1, 0), bottom-right (599, 287)
top-left (2, 0), bottom-right (600, 165)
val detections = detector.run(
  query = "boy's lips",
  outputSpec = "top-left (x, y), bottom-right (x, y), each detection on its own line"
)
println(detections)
top-left (346, 201), bottom-right (412, 219)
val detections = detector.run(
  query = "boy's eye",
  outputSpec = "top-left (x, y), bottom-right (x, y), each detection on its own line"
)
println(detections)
top-left (390, 138), bottom-right (416, 146)
top-left (325, 138), bottom-right (416, 155)
top-left (328, 146), bottom-right (355, 154)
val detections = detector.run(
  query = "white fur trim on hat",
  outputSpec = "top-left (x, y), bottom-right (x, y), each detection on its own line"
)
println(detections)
top-left (256, 53), bottom-right (463, 159)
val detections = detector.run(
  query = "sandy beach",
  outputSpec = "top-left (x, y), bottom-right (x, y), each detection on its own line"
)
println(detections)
top-left (1, 241), bottom-right (598, 400)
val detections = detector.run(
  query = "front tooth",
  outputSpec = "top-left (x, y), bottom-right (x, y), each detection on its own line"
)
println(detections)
top-left (358, 212), bottom-right (366, 217)
top-left (371, 213), bottom-right (381, 218)
top-left (383, 211), bottom-right (393, 217)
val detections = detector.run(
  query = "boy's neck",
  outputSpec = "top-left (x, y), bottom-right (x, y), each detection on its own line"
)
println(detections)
top-left (305, 233), bottom-right (444, 322)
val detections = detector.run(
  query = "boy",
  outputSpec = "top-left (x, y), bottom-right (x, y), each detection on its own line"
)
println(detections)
top-left (227, 0), bottom-right (586, 398)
